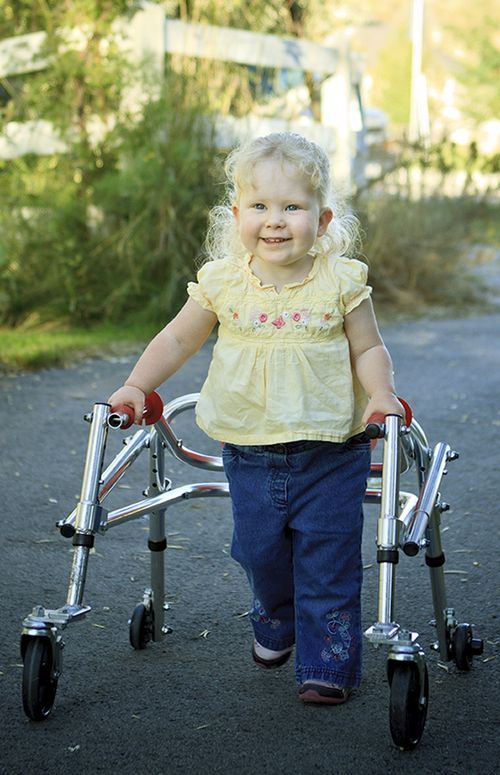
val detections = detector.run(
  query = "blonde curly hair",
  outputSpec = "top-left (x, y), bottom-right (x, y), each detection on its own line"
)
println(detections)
top-left (203, 132), bottom-right (361, 263)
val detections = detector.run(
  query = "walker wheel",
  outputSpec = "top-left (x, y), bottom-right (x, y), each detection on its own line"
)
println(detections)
top-left (453, 623), bottom-right (473, 670)
top-left (22, 636), bottom-right (58, 721)
top-left (452, 623), bottom-right (483, 670)
top-left (389, 662), bottom-right (429, 750)
top-left (129, 603), bottom-right (153, 650)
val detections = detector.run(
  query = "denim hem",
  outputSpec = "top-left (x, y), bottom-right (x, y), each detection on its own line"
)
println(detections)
top-left (295, 666), bottom-right (361, 689)
top-left (253, 630), bottom-right (295, 651)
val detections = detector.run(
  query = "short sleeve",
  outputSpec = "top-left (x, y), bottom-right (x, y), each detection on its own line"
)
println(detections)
top-left (187, 263), bottom-right (217, 312)
top-left (334, 257), bottom-right (372, 315)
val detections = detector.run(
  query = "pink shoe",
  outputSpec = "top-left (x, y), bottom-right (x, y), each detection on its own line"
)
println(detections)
top-left (298, 682), bottom-right (352, 705)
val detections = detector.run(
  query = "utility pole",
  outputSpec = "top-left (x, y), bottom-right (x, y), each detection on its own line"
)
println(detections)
top-left (409, 0), bottom-right (430, 144)
top-left (321, 32), bottom-right (354, 193)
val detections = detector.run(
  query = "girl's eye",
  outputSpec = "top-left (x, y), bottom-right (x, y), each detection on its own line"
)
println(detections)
top-left (253, 203), bottom-right (265, 210)
top-left (286, 204), bottom-right (300, 211)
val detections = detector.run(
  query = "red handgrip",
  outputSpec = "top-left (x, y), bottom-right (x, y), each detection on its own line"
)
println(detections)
top-left (366, 411), bottom-right (386, 427)
top-left (109, 391), bottom-right (164, 430)
top-left (110, 404), bottom-right (135, 429)
top-left (365, 398), bottom-right (413, 449)
top-left (141, 390), bottom-right (164, 425)
top-left (366, 398), bottom-right (412, 429)
top-left (365, 412), bottom-right (386, 447)
top-left (398, 397), bottom-right (413, 427)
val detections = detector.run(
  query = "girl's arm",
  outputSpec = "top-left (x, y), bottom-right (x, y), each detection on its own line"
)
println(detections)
top-left (108, 298), bottom-right (218, 422)
top-left (343, 297), bottom-right (404, 425)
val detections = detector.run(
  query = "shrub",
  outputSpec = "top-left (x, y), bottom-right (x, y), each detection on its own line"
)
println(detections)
top-left (356, 194), bottom-right (491, 311)
top-left (0, 71), bottom-right (219, 326)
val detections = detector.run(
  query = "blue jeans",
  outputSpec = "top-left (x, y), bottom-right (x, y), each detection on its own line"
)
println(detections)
top-left (222, 436), bottom-right (371, 689)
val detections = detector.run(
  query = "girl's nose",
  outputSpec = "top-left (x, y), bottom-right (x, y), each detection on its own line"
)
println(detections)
top-left (265, 209), bottom-right (285, 227)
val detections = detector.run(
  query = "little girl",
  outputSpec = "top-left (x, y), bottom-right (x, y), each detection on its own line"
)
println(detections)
top-left (109, 132), bottom-right (403, 705)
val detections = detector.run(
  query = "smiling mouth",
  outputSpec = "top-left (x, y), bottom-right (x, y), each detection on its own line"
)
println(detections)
top-left (261, 237), bottom-right (290, 243)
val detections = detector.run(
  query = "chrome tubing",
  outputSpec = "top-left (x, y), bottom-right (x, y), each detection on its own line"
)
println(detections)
top-left (67, 403), bottom-right (109, 606)
top-left (67, 547), bottom-right (92, 608)
top-left (378, 562), bottom-right (396, 628)
top-left (408, 417), bottom-right (431, 457)
top-left (398, 431), bottom-right (415, 474)
top-left (377, 415), bottom-right (402, 625)
top-left (98, 428), bottom-right (150, 499)
top-left (148, 431), bottom-right (167, 640)
top-left (58, 427), bottom-right (150, 532)
top-left (398, 492), bottom-right (419, 533)
top-left (75, 403), bottom-right (110, 527)
top-left (407, 418), bottom-right (432, 489)
top-left (426, 507), bottom-right (450, 660)
top-left (107, 410), bottom-right (131, 429)
top-left (378, 416), bottom-right (402, 551)
top-left (155, 394), bottom-right (223, 472)
top-left (155, 416), bottom-right (223, 471)
top-left (403, 441), bottom-right (451, 556)
top-left (106, 482), bottom-right (230, 529)
top-left (162, 393), bottom-right (200, 422)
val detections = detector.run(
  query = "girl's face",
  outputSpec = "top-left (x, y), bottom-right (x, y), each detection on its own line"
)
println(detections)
top-left (232, 159), bottom-right (332, 277)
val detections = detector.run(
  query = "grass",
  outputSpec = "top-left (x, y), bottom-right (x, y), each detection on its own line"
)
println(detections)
top-left (0, 322), bottom-right (158, 371)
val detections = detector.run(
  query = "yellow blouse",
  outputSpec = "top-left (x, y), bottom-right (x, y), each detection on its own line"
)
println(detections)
top-left (187, 252), bottom-right (372, 444)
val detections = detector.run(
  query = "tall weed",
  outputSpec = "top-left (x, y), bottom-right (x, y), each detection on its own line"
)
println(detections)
top-left (91, 76), bottom-right (218, 324)
top-left (0, 70), bottom-right (219, 326)
top-left (356, 194), bottom-right (491, 311)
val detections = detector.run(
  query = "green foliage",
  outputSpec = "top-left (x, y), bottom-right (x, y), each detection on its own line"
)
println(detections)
top-left (0, 152), bottom-right (99, 323)
top-left (450, 22), bottom-right (500, 122)
top-left (0, 1), bottom-right (221, 327)
top-left (0, 69), bottom-right (218, 326)
top-left (356, 194), bottom-right (491, 310)
top-left (89, 77), bottom-right (219, 323)
top-left (1, 7), bottom-right (132, 132)
top-left (439, 0), bottom-right (499, 123)
top-left (164, 1), bottom-right (306, 35)
top-left (0, 1), bottom-right (142, 39)
top-left (368, 27), bottom-right (411, 126)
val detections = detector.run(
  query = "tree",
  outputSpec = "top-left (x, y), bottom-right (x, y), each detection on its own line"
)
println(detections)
top-left (0, 0), bottom-right (141, 39)
top-left (0, 1), bottom-right (218, 326)
top-left (445, 0), bottom-right (499, 122)
top-left (365, 27), bottom-right (412, 127)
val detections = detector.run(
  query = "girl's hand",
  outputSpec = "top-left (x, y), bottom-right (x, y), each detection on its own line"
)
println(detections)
top-left (362, 392), bottom-right (405, 427)
top-left (107, 385), bottom-right (146, 425)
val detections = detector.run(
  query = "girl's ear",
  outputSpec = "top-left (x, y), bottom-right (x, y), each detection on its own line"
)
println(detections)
top-left (232, 204), bottom-right (240, 223)
top-left (317, 207), bottom-right (333, 237)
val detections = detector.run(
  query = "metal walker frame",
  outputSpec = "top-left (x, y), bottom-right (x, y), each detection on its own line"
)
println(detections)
top-left (20, 394), bottom-right (483, 749)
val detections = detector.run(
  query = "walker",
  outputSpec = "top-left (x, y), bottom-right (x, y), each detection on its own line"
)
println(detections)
top-left (20, 392), bottom-right (483, 749)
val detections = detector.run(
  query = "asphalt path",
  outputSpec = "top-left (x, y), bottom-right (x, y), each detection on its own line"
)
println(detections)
top-left (1, 312), bottom-right (499, 775)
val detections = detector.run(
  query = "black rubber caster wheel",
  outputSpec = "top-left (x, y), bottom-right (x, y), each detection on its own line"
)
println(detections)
top-left (453, 623), bottom-right (483, 670)
top-left (389, 662), bottom-right (429, 750)
top-left (129, 603), bottom-right (153, 650)
top-left (453, 623), bottom-right (473, 670)
top-left (22, 637), bottom-right (58, 721)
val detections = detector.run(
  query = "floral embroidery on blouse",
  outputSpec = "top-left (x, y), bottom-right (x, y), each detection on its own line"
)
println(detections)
top-left (319, 310), bottom-right (338, 331)
top-left (292, 309), bottom-right (311, 329)
top-left (248, 308), bottom-right (312, 331)
top-left (229, 307), bottom-right (241, 326)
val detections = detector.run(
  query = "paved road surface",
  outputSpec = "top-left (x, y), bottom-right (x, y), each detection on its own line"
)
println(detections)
top-left (1, 313), bottom-right (499, 775)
